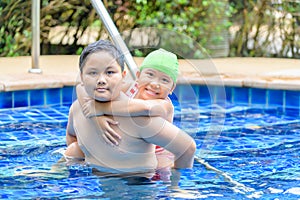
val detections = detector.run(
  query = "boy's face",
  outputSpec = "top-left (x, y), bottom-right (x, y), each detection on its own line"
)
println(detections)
top-left (136, 68), bottom-right (175, 100)
top-left (81, 51), bottom-right (125, 102)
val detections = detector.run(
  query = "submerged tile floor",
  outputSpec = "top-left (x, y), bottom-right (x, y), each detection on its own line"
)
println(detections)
top-left (0, 105), bottom-right (70, 125)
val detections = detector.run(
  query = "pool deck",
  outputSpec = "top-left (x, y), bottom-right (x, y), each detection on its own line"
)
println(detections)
top-left (0, 56), bottom-right (299, 91)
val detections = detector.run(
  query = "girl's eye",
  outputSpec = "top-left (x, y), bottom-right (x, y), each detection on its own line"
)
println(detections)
top-left (162, 78), bottom-right (170, 83)
top-left (146, 72), bottom-right (154, 77)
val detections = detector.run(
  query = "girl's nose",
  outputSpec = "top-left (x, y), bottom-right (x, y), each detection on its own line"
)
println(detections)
top-left (150, 82), bottom-right (160, 89)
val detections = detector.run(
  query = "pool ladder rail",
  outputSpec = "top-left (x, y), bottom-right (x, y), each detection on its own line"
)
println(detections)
top-left (29, 0), bottom-right (138, 80)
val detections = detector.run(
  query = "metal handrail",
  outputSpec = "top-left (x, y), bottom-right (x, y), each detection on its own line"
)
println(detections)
top-left (90, 0), bottom-right (138, 79)
top-left (29, 0), bottom-right (42, 74)
top-left (29, 0), bottom-right (138, 78)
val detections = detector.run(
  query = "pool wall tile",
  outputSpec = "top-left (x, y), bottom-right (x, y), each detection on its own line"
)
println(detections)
top-left (1, 85), bottom-right (300, 112)
top-left (169, 89), bottom-right (179, 102)
top-left (29, 89), bottom-right (45, 106)
top-left (232, 87), bottom-right (249, 105)
top-left (13, 90), bottom-right (29, 107)
top-left (62, 86), bottom-right (76, 104)
top-left (177, 84), bottom-right (199, 102)
top-left (225, 87), bottom-right (233, 103)
top-left (0, 91), bottom-right (12, 108)
top-left (45, 88), bottom-right (62, 105)
top-left (0, 87), bottom-right (77, 109)
top-left (285, 90), bottom-right (300, 109)
top-left (250, 88), bottom-right (267, 106)
top-left (268, 89), bottom-right (284, 107)
top-left (285, 107), bottom-right (299, 117)
top-left (213, 86), bottom-right (227, 104)
top-left (199, 85), bottom-right (212, 103)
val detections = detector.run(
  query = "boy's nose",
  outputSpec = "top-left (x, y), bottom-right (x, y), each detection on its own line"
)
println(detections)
top-left (97, 75), bottom-right (106, 85)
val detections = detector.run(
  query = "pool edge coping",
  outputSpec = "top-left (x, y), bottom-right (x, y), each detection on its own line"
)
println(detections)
top-left (0, 56), bottom-right (300, 92)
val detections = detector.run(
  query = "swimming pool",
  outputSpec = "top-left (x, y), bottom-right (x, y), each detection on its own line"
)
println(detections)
top-left (0, 85), bottom-right (300, 199)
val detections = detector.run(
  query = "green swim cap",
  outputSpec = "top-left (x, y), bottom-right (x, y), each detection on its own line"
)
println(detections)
top-left (139, 48), bottom-right (179, 83)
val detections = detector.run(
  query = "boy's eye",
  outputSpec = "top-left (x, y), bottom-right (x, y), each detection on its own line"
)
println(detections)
top-left (88, 71), bottom-right (97, 75)
top-left (106, 70), bottom-right (115, 75)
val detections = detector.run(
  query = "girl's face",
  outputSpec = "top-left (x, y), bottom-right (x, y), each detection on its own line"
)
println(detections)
top-left (135, 68), bottom-right (175, 100)
top-left (81, 51), bottom-right (125, 102)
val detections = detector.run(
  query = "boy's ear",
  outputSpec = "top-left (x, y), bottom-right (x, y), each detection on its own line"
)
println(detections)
top-left (80, 74), bottom-right (84, 84)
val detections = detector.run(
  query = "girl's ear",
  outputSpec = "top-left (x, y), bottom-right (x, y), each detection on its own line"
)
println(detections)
top-left (122, 70), bottom-right (127, 78)
top-left (136, 71), bottom-right (141, 79)
top-left (170, 83), bottom-right (176, 95)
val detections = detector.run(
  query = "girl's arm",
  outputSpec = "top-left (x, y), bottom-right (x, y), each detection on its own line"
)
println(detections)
top-left (76, 84), bottom-right (174, 146)
top-left (76, 84), bottom-right (174, 120)
top-left (138, 116), bottom-right (196, 169)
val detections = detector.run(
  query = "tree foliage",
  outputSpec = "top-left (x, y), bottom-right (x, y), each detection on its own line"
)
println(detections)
top-left (229, 0), bottom-right (300, 58)
top-left (0, 0), bottom-right (299, 58)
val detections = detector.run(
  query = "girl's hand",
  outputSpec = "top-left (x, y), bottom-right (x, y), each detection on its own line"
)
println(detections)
top-left (96, 116), bottom-right (121, 146)
top-left (82, 98), bottom-right (99, 118)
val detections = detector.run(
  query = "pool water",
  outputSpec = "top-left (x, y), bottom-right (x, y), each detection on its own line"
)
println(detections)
top-left (0, 101), bottom-right (300, 199)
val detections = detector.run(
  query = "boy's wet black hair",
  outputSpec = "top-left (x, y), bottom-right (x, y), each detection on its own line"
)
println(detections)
top-left (79, 40), bottom-right (125, 72)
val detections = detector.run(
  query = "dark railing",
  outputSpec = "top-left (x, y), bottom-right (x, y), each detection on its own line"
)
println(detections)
top-left (29, 0), bottom-right (138, 79)
top-left (90, 0), bottom-right (138, 79)
top-left (29, 0), bottom-right (42, 74)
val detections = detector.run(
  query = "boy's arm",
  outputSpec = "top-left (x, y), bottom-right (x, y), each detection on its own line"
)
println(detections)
top-left (66, 105), bottom-right (77, 146)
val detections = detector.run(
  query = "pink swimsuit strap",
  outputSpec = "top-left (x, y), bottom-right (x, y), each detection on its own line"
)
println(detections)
top-left (125, 82), bottom-right (139, 98)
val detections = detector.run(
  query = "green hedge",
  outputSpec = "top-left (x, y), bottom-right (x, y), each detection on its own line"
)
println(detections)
top-left (0, 0), bottom-right (299, 58)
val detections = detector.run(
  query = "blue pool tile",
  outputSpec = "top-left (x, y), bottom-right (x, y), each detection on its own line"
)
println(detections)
top-left (268, 89), bottom-right (284, 107)
top-left (0, 113), bottom-right (13, 124)
top-left (285, 107), bottom-right (300, 117)
top-left (176, 84), bottom-right (199, 102)
top-left (169, 92), bottom-right (178, 102)
top-left (171, 86), bottom-right (182, 104)
top-left (192, 85), bottom-right (200, 98)
top-left (63, 86), bottom-right (76, 104)
top-left (225, 87), bottom-right (233, 103)
top-left (232, 87), bottom-right (249, 105)
top-left (199, 85), bottom-right (212, 103)
top-left (251, 88), bottom-right (267, 106)
top-left (13, 90), bottom-right (29, 108)
top-left (285, 90), bottom-right (300, 109)
top-left (46, 88), bottom-right (61, 105)
top-left (0, 91), bottom-right (13, 108)
top-left (29, 89), bottom-right (45, 106)
top-left (212, 85), bottom-right (227, 104)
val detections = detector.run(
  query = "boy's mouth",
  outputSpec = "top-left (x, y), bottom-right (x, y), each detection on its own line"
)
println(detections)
top-left (96, 87), bottom-right (108, 92)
